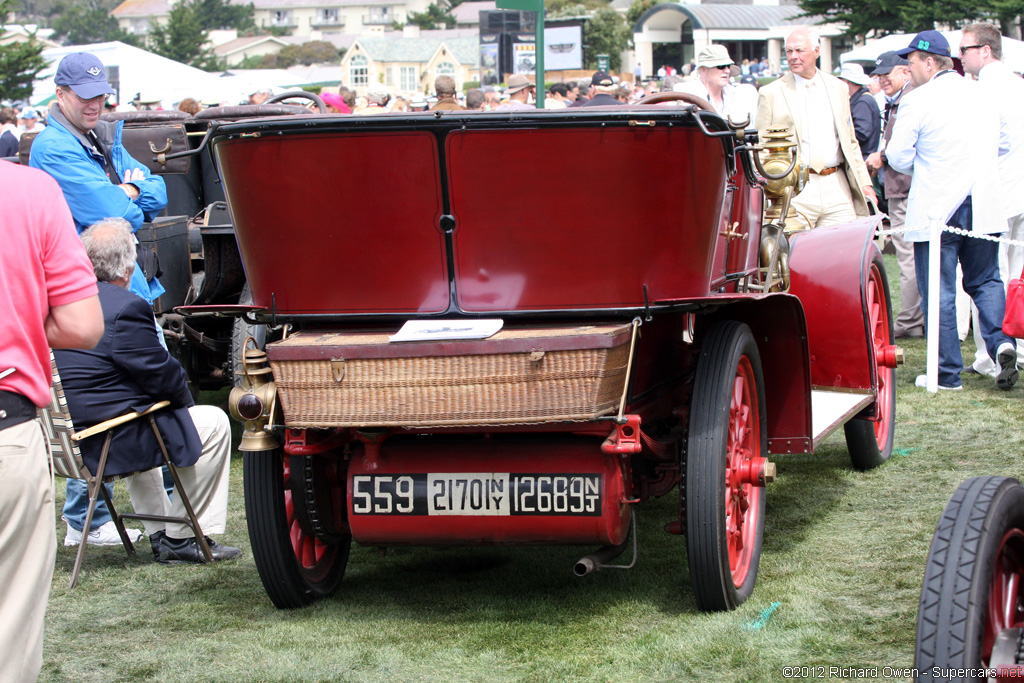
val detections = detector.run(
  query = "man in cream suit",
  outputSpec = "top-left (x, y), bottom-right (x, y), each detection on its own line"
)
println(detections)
top-left (756, 27), bottom-right (877, 229)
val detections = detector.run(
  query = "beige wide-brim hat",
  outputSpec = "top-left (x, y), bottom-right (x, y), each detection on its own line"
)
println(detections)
top-left (505, 73), bottom-right (533, 94)
top-left (838, 62), bottom-right (871, 86)
top-left (696, 45), bottom-right (741, 78)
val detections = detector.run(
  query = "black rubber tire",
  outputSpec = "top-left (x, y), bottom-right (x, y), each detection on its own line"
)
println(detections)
top-left (244, 449), bottom-right (350, 609)
top-left (231, 283), bottom-right (267, 387)
top-left (915, 476), bottom-right (1024, 679)
top-left (686, 320), bottom-right (767, 612)
top-left (845, 255), bottom-right (896, 470)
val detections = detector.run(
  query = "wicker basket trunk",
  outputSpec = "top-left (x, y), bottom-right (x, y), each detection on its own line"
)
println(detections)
top-left (267, 324), bottom-right (632, 428)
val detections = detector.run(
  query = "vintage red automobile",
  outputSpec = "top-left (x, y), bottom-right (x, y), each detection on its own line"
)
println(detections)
top-left (188, 97), bottom-right (901, 611)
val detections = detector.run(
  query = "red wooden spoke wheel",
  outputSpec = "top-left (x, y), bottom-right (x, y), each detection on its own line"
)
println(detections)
top-left (985, 528), bottom-right (1024, 662)
top-left (916, 477), bottom-right (1024, 674)
top-left (845, 256), bottom-right (896, 470)
top-left (687, 320), bottom-right (767, 612)
top-left (725, 358), bottom-right (762, 588)
top-left (244, 449), bottom-right (350, 609)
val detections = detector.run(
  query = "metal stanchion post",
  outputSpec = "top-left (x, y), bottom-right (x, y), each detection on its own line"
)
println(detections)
top-left (926, 220), bottom-right (942, 393)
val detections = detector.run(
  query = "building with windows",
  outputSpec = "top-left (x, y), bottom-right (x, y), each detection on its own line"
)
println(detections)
top-left (340, 27), bottom-right (479, 95)
top-left (629, 2), bottom-right (846, 79)
top-left (112, 0), bottom-right (443, 39)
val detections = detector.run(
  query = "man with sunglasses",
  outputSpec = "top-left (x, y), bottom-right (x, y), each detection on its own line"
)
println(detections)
top-left (887, 30), bottom-right (1016, 391)
top-left (675, 45), bottom-right (757, 125)
top-left (29, 52), bottom-right (171, 547)
top-left (958, 23), bottom-right (1024, 379)
top-left (755, 27), bottom-right (876, 229)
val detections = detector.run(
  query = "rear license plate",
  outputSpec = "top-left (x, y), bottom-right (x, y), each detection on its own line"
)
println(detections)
top-left (351, 473), bottom-right (602, 516)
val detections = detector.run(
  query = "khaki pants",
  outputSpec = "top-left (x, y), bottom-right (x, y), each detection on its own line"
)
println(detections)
top-left (0, 420), bottom-right (55, 683)
top-left (790, 171), bottom-right (858, 229)
top-left (124, 406), bottom-right (232, 539)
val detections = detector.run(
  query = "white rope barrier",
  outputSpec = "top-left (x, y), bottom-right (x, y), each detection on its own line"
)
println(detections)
top-left (874, 219), bottom-right (1022, 393)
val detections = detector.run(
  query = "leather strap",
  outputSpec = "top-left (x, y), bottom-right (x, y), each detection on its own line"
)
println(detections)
top-left (809, 165), bottom-right (843, 176)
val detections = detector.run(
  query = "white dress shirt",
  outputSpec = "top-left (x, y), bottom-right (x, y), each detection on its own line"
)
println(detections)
top-left (978, 60), bottom-right (1024, 218)
top-left (793, 70), bottom-right (841, 171)
top-left (887, 70), bottom-right (1005, 240)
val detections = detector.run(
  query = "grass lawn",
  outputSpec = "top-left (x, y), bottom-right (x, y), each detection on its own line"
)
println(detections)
top-left (39, 256), bottom-right (1024, 683)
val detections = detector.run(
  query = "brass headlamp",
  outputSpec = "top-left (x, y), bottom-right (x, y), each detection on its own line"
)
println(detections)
top-left (228, 342), bottom-right (280, 451)
top-left (756, 127), bottom-right (808, 230)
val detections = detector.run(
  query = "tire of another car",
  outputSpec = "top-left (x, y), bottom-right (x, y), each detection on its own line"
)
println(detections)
top-left (915, 476), bottom-right (1024, 678)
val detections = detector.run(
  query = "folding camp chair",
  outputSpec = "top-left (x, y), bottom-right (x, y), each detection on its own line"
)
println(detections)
top-left (38, 353), bottom-right (213, 588)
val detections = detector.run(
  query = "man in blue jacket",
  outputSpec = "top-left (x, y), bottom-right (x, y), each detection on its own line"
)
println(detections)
top-left (30, 52), bottom-right (167, 303)
top-left (29, 52), bottom-right (171, 547)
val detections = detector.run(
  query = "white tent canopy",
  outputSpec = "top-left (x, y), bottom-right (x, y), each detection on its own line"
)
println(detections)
top-left (31, 41), bottom-right (310, 109)
top-left (840, 30), bottom-right (1024, 73)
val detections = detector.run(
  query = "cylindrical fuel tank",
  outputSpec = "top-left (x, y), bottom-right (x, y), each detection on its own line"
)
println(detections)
top-left (346, 436), bottom-right (630, 546)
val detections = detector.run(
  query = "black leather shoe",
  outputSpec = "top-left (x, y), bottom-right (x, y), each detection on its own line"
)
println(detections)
top-left (158, 535), bottom-right (241, 564)
top-left (203, 536), bottom-right (242, 561)
top-left (149, 530), bottom-right (166, 560)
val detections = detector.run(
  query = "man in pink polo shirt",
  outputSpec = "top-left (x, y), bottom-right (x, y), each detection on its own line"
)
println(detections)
top-left (0, 162), bottom-right (103, 683)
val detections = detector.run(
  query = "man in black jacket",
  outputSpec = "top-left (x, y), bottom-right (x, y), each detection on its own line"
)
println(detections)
top-left (838, 63), bottom-right (881, 159)
top-left (53, 218), bottom-right (241, 564)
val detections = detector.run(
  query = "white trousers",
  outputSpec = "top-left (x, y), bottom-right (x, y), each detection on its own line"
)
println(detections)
top-left (790, 171), bottom-right (858, 230)
top-left (970, 212), bottom-right (1024, 374)
top-left (0, 420), bottom-right (54, 683)
top-left (124, 405), bottom-right (232, 539)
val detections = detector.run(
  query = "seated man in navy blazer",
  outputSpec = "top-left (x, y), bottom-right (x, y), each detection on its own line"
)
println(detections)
top-left (53, 218), bottom-right (241, 564)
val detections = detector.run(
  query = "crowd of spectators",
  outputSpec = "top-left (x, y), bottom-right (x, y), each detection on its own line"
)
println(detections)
top-left (3, 25), bottom-right (1024, 683)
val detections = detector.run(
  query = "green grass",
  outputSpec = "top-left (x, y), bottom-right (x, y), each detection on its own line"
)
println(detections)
top-left (40, 255), bottom-right (1024, 683)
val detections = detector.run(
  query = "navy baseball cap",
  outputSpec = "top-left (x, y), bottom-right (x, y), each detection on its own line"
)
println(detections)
top-left (591, 70), bottom-right (614, 87)
top-left (54, 53), bottom-right (116, 99)
top-left (896, 30), bottom-right (952, 58)
top-left (871, 50), bottom-right (909, 75)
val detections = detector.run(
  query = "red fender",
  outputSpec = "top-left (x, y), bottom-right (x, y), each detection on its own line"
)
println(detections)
top-left (788, 216), bottom-right (885, 395)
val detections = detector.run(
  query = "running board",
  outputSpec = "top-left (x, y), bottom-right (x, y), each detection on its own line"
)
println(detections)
top-left (811, 389), bottom-right (874, 447)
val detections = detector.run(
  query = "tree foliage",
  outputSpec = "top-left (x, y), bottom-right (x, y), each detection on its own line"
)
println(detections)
top-left (405, 3), bottom-right (455, 30)
top-left (798, 0), bottom-right (1024, 39)
top-left (546, 0), bottom-right (605, 17)
top-left (51, 2), bottom-right (138, 46)
top-left (192, 0), bottom-right (256, 33)
top-left (0, 0), bottom-right (48, 102)
top-left (583, 7), bottom-right (629, 71)
top-left (249, 41), bottom-right (342, 68)
top-left (147, 0), bottom-right (220, 71)
top-left (625, 0), bottom-right (656, 27)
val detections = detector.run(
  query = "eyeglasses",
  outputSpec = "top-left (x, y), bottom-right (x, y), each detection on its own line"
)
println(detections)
top-left (959, 44), bottom-right (985, 55)
top-left (713, 64), bottom-right (732, 71)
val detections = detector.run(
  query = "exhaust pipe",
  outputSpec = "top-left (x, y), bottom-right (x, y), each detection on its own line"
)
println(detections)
top-left (574, 512), bottom-right (637, 576)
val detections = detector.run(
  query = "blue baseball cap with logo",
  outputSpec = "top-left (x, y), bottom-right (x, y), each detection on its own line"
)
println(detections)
top-left (54, 52), bottom-right (116, 100)
top-left (896, 30), bottom-right (952, 58)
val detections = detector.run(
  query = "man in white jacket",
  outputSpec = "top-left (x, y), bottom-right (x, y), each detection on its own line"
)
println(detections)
top-left (887, 30), bottom-right (1017, 391)
top-left (959, 22), bottom-right (1024, 377)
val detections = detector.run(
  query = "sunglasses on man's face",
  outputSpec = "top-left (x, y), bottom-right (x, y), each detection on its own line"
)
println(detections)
top-left (713, 64), bottom-right (732, 71)
top-left (960, 44), bottom-right (985, 55)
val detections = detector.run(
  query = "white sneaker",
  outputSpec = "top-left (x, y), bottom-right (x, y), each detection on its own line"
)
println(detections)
top-left (64, 520), bottom-right (144, 547)
top-left (915, 374), bottom-right (963, 391)
top-left (996, 343), bottom-right (1019, 391)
